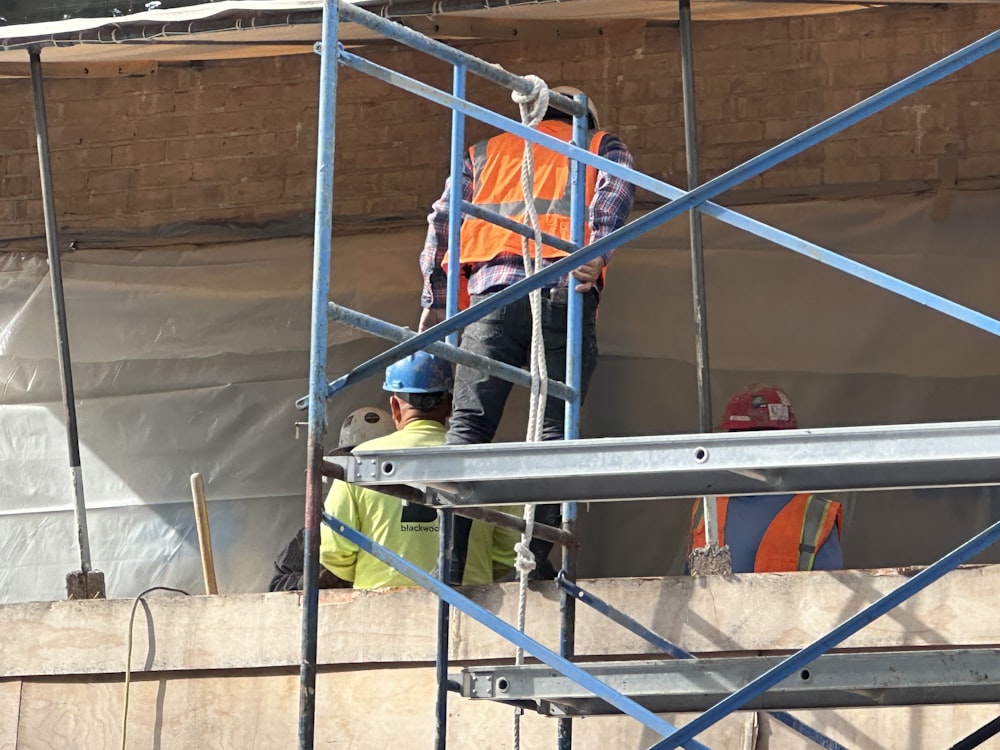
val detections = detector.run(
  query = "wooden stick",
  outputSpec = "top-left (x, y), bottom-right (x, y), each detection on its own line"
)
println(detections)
top-left (189, 473), bottom-right (219, 595)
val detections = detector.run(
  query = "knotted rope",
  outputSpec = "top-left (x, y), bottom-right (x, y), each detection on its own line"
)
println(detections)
top-left (510, 74), bottom-right (550, 750)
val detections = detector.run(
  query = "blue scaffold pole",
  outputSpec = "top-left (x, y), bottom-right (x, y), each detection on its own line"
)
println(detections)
top-left (434, 61), bottom-right (467, 750)
top-left (563, 99), bottom-right (588, 440)
top-left (445, 65), bottom-right (466, 344)
top-left (558, 96), bottom-right (590, 750)
top-left (300, 2), bottom-right (340, 748)
top-left (338, 2), bottom-right (586, 120)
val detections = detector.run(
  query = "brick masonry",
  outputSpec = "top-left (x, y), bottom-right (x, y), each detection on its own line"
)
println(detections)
top-left (2, 4), bottom-right (1000, 238)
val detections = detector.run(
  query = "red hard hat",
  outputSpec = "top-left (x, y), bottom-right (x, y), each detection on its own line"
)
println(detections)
top-left (718, 385), bottom-right (797, 431)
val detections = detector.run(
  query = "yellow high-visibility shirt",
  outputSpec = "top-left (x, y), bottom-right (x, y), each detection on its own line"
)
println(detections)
top-left (463, 505), bottom-right (522, 585)
top-left (321, 420), bottom-right (446, 590)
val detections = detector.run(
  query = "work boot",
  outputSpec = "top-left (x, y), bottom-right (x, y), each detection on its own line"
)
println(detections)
top-left (529, 556), bottom-right (558, 581)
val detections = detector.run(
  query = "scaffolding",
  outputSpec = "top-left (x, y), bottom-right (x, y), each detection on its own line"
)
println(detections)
top-left (298, 2), bottom-right (1000, 750)
top-left (8, 1), bottom-right (1000, 749)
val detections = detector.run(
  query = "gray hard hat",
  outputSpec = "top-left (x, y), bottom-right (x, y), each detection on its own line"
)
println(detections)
top-left (551, 85), bottom-right (600, 130)
top-left (338, 407), bottom-right (393, 449)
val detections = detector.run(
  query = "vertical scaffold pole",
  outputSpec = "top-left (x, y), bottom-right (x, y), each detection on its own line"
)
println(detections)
top-left (28, 46), bottom-right (106, 601)
top-left (435, 62), bottom-right (467, 750)
top-left (679, 0), bottom-right (727, 573)
top-left (680, 0), bottom-right (711, 432)
top-left (558, 97), bottom-right (589, 750)
top-left (300, 2), bottom-right (340, 748)
top-left (434, 506), bottom-right (454, 750)
top-left (445, 65), bottom-right (467, 337)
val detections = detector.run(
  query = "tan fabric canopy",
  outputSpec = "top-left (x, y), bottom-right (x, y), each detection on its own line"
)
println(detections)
top-left (0, 0), bottom-right (874, 73)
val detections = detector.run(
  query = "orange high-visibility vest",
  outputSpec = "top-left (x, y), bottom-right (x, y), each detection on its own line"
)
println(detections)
top-left (449, 120), bottom-right (606, 267)
top-left (688, 494), bottom-right (843, 572)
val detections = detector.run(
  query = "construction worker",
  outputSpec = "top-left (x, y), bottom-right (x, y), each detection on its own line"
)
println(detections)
top-left (319, 352), bottom-right (508, 589)
top-left (464, 506), bottom-right (522, 584)
top-left (417, 85), bottom-right (636, 579)
top-left (268, 406), bottom-right (394, 592)
top-left (688, 385), bottom-right (844, 573)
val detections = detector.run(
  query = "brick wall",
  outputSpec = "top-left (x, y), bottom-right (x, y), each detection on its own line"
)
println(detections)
top-left (2, 4), bottom-right (1000, 239)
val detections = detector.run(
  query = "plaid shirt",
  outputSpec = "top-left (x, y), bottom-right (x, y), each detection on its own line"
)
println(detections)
top-left (420, 131), bottom-right (636, 308)
top-left (269, 528), bottom-right (306, 592)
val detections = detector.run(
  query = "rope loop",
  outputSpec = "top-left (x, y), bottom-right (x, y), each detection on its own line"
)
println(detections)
top-left (513, 540), bottom-right (536, 575)
top-left (511, 75), bottom-right (550, 129)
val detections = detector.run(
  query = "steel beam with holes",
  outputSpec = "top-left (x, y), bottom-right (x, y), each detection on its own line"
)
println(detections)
top-left (329, 419), bottom-right (1000, 506)
top-left (458, 649), bottom-right (1000, 715)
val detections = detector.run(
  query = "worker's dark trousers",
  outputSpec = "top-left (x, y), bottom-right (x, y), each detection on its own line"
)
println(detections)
top-left (447, 287), bottom-right (599, 581)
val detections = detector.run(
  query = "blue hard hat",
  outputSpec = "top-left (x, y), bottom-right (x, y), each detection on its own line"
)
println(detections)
top-left (382, 352), bottom-right (453, 394)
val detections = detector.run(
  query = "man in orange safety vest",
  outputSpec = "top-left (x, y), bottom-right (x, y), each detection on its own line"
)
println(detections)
top-left (688, 385), bottom-right (844, 573)
top-left (418, 85), bottom-right (636, 580)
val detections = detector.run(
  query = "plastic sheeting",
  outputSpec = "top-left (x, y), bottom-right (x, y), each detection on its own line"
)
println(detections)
top-left (0, 235), bottom-right (403, 603)
top-left (587, 189), bottom-right (1000, 578)
top-left (4, 189), bottom-right (1000, 603)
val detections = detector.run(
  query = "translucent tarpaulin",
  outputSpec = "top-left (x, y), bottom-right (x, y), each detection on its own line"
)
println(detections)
top-left (4, 189), bottom-right (1000, 603)
top-left (0, 234), bottom-right (395, 602)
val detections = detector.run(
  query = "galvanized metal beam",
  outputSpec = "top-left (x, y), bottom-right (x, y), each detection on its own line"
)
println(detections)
top-left (460, 649), bottom-right (1000, 714)
top-left (333, 420), bottom-right (1000, 506)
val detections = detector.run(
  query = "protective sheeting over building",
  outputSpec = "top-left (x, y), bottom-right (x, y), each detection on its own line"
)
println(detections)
top-left (3, 0), bottom-right (1000, 605)
top-left (4, 188), bottom-right (1000, 602)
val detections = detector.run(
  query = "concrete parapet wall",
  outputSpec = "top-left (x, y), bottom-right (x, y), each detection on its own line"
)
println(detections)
top-left (2, 569), bottom-right (1000, 748)
top-left (4, 568), bottom-right (1000, 678)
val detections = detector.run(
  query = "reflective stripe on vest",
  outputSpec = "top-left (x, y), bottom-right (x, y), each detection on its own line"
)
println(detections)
top-left (752, 494), bottom-right (842, 572)
top-left (468, 140), bottom-right (590, 222)
top-left (450, 121), bottom-right (605, 265)
top-left (797, 494), bottom-right (841, 570)
top-left (688, 494), bottom-right (842, 572)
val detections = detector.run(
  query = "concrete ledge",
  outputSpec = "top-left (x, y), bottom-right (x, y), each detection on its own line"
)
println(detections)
top-left (3, 566), bottom-right (998, 677)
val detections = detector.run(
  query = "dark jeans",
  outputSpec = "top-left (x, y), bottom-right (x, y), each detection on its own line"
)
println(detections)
top-left (447, 288), bottom-right (599, 579)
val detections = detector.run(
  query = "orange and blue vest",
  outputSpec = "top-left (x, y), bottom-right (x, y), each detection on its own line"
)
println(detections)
top-left (689, 493), bottom-right (843, 573)
top-left (447, 120), bottom-right (606, 270)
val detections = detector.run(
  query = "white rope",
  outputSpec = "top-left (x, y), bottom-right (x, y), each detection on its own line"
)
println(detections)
top-left (509, 73), bottom-right (549, 750)
top-left (512, 75), bottom-right (550, 446)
